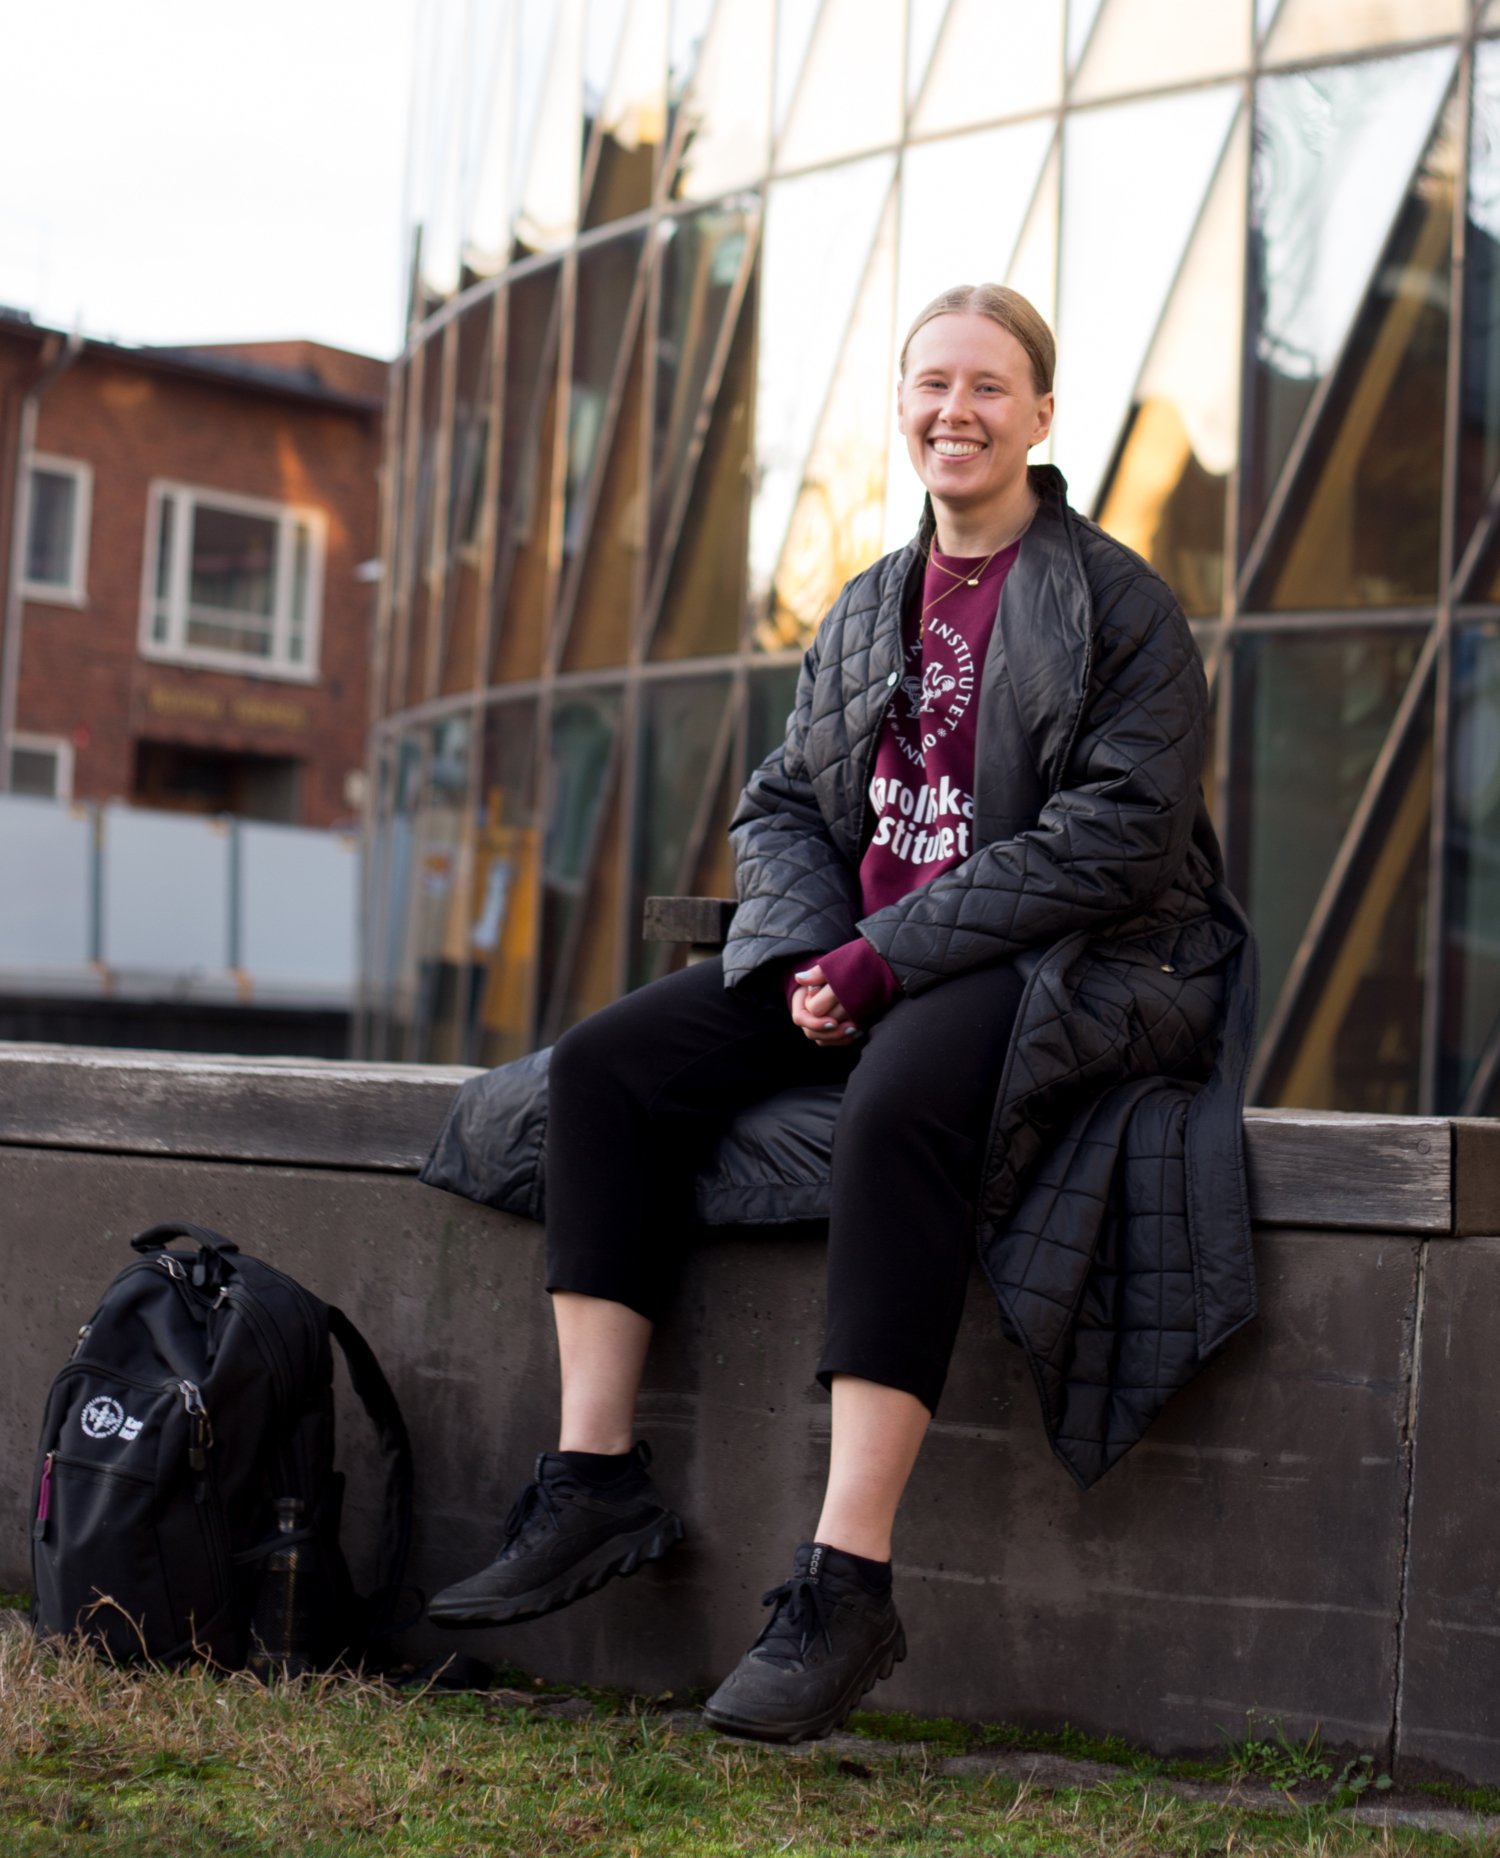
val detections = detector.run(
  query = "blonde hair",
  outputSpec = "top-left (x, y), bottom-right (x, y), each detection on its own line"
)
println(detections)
top-left (899, 284), bottom-right (1055, 396)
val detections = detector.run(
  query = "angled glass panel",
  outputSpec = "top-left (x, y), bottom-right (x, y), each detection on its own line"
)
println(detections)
top-left (747, 663), bottom-right (802, 773)
top-left (1073, 0), bottom-right (1250, 102)
top-left (409, 0), bottom-right (468, 306)
top-left (583, 0), bottom-right (668, 229)
top-left (666, 0), bottom-right (774, 202)
top-left (758, 190), bottom-right (897, 651)
top-left (469, 699), bottom-right (543, 1068)
top-left (1232, 627), bottom-right (1426, 1033)
top-left (540, 688), bottom-right (623, 1037)
top-left (629, 674), bottom-right (734, 985)
top-left (1241, 48), bottom-right (1456, 567)
top-left (908, 0), bottom-right (950, 107)
top-left (460, 6), bottom-right (518, 280)
top-left (1067, 0), bottom-right (1107, 66)
top-left (1265, 0), bottom-right (1465, 64)
top-left (1054, 83), bottom-right (1237, 516)
top-left (776, 0), bottom-right (903, 172)
top-left (1470, 524), bottom-right (1500, 600)
top-left (585, 0), bottom-right (632, 136)
top-left (368, 733), bottom-right (425, 1058)
top-left (776, 0), bottom-right (822, 131)
top-left (515, 0), bottom-right (584, 257)
top-left (913, 0), bottom-right (1062, 135)
top-left (565, 322), bottom-right (647, 670)
top-left (667, 0), bottom-right (715, 144)
top-left (1250, 86), bottom-right (1458, 611)
top-left (1260, 684), bottom-right (1433, 1115)
top-left (565, 229), bottom-right (647, 570)
top-left (406, 335), bottom-right (451, 709)
top-left (650, 198), bottom-right (755, 567)
top-left (1256, 0), bottom-right (1282, 35)
top-left (441, 300), bottom-right (497, 695)
top-left (752, 155), bottom-right (895, 617)
top-left (651, 278), bottom-right (758, 658)
top-left (404, 714), bottom-right (475, 1064)
top-left (1442, 623), bottom-right (1500, 1109)
top-left (1457, 39), bottom-right (1500, 580)
top-left (1097, 111), bottom-right (1247, 618)
top-left (492, 265), bottom-right (563, 685)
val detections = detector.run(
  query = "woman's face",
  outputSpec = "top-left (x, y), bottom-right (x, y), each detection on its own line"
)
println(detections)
top-left (897, 313), bottom-right (1054, 527)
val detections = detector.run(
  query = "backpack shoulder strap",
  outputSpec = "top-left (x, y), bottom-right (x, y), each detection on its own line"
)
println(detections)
top-left (326, 1306), bottom-right (415, 1634)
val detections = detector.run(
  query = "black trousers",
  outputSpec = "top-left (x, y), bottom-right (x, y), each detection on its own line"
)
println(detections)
top-left (545, 956), bottom-right (1026, 1415)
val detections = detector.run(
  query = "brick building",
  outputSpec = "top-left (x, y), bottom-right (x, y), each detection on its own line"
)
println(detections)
top-left (0, 312), bottom-right (385, 825)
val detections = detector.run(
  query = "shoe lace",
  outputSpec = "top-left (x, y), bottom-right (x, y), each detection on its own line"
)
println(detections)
top-left (753, 1575), bottom-right (832, 1669)
top-left (501, 1478), bottom-right (562, 1548)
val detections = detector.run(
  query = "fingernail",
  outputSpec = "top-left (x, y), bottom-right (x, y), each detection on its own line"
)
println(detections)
top-left (842, 1025), bottom-right (857, 1035)
top-left (794, 970), bottom-right (813, 981)
top-left (822, 1020), bottom-right (836, 1030)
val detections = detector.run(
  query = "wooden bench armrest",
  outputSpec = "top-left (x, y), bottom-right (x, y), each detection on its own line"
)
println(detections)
top-left (642, 896), bottom-right (736, 948)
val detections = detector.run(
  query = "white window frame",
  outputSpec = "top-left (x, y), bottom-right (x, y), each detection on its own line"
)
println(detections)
top-left (21, 454), bottom-right (92, 606)
top-left (10, 732), bottom-right (75, 800)
top-left (139, 480), bottom-right (326, 683)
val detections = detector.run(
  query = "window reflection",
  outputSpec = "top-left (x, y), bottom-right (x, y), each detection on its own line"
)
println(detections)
top-left (1241, 49), bottom-right (1455, 562)
top-left (651, 277), bottom-right (757, 659)
top-left (1264, 0), bottom-right (1465, 64)
top-left (405, 335), bottom-right (451, 709)
top-left (514, 0), bottom-right (583, 257)
top-left (541, 689), bottom-right (623, 1038)
top-left (1258, 684), bottom-right (1433, 1116)
top-left (459, 5), bottom-right (519, 280)
top-left (912, 0), bottom-right (1063, 135)
top-left (564, 322), bottom-right (647, 671)
top-left (629, 674), bottom-right (734, 985)
top-left (367, 734), bottom-right (423, 1058)
top-left (468, 701), bottom-right (542, 1068)
top-left (775, 0), bottom-right (903, 173)
top-left (651, 199), bottom-right (754, 568)
top-left (1095, 113), bottom-right (1245, 616)
top-left (1249, 88), bottom-right (1458, 610)
top-left (666, 0), bottom-right (773, 202)
top-left (404, 715), bottom-right (475, 1065)
top-left (492, 265), bottom-right (563, 684)
top-left (441, 301), bottom-right (496, 696)
top-left (1232, 628), bottom-right (1425, 1031)
top-left (583, 0), bottom-right (667, 229)
top-left (565, 230), bottom-right (647, 568)
top-left (759, 193), bottom-right (896, 652)
top-left (752, 155), bottom-right (895, 629)
top-left (1072, 0), bottom-right (1249, 102)
top-left (1457, 39), bottom-right (1500, 580)
top-left (1055, 83), bottom-right (1238, 516)
top-left (1443, 624), bottom-right (1500, 1109)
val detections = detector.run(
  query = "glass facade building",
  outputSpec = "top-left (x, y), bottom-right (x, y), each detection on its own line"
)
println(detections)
top-left (366, 0), bottom-right (1500, 1118)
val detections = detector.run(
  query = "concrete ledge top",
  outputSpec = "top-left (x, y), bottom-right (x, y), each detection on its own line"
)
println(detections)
top-left (0, 1043), bottom-right (1469, 1234)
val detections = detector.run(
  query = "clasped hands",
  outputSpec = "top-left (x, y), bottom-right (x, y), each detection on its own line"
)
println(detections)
top-left (790, 963), bottom-right (861, 1047)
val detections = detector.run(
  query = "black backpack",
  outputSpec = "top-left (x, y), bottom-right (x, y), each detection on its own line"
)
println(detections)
top-left (29, 1221), bottom-right (413, 1669)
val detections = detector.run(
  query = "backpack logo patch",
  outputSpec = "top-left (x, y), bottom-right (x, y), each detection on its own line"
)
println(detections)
top-left (81, 1396), bottom-right (124, 1439)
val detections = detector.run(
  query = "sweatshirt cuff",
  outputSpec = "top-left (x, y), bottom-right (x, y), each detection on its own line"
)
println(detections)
top-left (817, 937), bottom-right (902, 1026)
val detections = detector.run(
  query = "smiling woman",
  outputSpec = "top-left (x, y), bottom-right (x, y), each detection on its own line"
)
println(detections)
top-left (423, 279), bottom-right (1259, 1753)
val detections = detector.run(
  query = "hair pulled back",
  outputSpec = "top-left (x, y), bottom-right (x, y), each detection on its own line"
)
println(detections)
top-left (899, 284), bottom-right (1055, 396)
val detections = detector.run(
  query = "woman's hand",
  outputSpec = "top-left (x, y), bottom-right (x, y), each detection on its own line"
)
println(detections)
top-left (789, 964), bottom-right (861, 1046)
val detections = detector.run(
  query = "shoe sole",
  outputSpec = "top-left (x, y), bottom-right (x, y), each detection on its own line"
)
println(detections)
top-left (702, 1618), bottom-right (907, 1744)
top-left (427, 1512), bottom-right (685, 1629)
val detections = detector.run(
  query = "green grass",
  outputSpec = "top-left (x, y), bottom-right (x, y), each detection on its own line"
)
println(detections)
top-left (0, 1627), bottom-right (1492, 1857)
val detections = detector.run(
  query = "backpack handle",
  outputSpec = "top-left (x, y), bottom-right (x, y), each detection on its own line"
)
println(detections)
top-left (131, 1222), bottom-right (240, 1258)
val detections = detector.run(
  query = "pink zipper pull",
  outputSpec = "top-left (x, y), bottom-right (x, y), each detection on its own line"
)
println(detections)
top-left (33, 1452), bottom-right (53, 1539)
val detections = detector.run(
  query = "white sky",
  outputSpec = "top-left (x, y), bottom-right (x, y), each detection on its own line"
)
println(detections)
top-left (0, 0), bottom-right (419, 360)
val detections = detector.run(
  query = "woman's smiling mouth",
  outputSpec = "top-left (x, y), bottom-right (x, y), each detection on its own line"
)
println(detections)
top-left (932, 438), bottom-right (985, 457)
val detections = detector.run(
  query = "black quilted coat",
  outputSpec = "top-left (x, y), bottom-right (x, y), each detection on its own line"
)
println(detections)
top-left (724, 465), bottom-right (1258, 1486)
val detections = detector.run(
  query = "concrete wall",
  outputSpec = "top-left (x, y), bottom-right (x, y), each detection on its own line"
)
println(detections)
top-left (1, 1043), bottom-right (1497, 1782)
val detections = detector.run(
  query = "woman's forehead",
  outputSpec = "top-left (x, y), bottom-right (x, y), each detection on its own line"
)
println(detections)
top-left (905, 313), bottom-right (1029, 376)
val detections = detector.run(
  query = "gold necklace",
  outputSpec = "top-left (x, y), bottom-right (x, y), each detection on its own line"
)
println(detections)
top-left (920, 500), bottom-right (1038, 637)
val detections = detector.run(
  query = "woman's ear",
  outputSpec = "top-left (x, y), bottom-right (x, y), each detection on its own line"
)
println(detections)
top-left (1032, 392), bottom-right (1055, 446)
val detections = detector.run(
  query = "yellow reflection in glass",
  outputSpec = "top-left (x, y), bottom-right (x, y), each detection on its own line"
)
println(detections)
top-left (762, 193), bottom-right (897, 651)
top-left (565, 326), bottom-right (646, 671)
top-left (472, 705), bottom-right (542, 1069)
top-left (1097, 112), bottom-right (1246, 616)
top-left (1258, 103), bottom-right (1457, 610)
top-left (1266, 0), bottom-right (1465, 63)
top-left (776, 0), bottom-right (904, 172)
top-left (1072, 0), bottom-right (1249, 102)
top-left (669, 0), bottom-right (773, 201)
top-left (912, 0), bottom-right (1063, 136)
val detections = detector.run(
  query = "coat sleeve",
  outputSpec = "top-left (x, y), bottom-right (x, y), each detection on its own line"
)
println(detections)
top-left (723, 612), bottom-right (864, 988)
top-left (859, 571), bottom-right (1206, 994)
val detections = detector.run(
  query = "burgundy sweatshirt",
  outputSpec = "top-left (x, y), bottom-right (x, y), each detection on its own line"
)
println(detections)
top-left (790, 542), bottom-right (1018, 1027)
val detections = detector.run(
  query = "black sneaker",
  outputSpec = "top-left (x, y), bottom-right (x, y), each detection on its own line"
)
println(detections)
top-left (427, 1442), bottom-right (684, 1628)
top-left (702, 1543), bottom-right (906, 1742)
